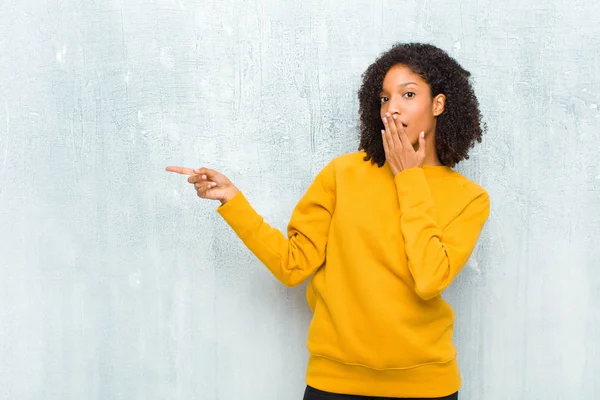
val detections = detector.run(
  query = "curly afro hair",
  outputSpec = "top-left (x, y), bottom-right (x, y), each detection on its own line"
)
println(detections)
top-left (358, 42), bottom-right (486, 168)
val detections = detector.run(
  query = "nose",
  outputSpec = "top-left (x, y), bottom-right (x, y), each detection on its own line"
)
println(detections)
top-left (386, 96), bottom-right (402, 116)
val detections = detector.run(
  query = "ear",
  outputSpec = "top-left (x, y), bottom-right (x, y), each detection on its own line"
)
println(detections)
top-left (432, 94), bottom-right (446, 117)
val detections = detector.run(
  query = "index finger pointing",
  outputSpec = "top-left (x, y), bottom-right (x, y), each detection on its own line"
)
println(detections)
top-left (165, 166), bottom-right (196, 175)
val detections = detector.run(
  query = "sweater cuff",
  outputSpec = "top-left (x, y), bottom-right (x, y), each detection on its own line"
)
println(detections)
top-left (216, 191), bottom-right (262, 238)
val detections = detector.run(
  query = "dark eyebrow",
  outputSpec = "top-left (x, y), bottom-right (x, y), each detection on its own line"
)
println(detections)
top-left (380, 82), bottom-right (419, 93)
top-left (396, 82), bottom-right (418, 88)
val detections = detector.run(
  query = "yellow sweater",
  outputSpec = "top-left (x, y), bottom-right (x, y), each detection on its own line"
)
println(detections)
top-left (217, 152), bottom-right (490, 397)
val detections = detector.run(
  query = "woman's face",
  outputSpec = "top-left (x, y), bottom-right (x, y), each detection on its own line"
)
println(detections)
top-left (379, 64), bottom-right (444, 146)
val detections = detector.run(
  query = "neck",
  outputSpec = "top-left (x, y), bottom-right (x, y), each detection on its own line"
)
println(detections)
top-left (415, 129), bottom-right (442, 166)
top-left (423, 154), bottom-right (442, 166)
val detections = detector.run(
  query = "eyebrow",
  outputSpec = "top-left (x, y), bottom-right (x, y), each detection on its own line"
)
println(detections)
top-left (380, 82), bottom-right (418, 93)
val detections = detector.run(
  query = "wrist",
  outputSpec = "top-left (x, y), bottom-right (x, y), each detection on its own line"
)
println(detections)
top-left (219, 186), bottom-right (239, 205)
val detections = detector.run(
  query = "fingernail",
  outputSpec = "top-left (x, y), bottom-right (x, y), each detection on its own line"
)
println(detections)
top-left (193, 169), bottom-right (199, 173)
top-left (381, 130), bottom-right (385, 135)
top-left (383, 117), bottom-right (387, 123)
top-left (386, 112), bottom-right (391, 117)
top-left (201, 175), bottom-right (207, 180)
top-left (420, 131), bottom-right (425, 138)
top-left (392, 115), bottom-right (397, 120)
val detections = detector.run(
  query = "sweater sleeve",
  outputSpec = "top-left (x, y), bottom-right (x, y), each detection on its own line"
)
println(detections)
top-left (394, 167), bottom-right (490, 300)
top-left (217, 161), bottom-right (336, 287)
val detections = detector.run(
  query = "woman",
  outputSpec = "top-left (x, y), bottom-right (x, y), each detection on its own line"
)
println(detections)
top-left (167, 42), bottom-right (490, 399)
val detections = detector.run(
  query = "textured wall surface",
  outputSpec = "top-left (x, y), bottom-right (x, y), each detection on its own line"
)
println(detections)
top-left (1, 0), bottom-right (599, 399)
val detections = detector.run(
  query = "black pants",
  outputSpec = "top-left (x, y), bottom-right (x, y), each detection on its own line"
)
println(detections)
top-left (303, 385), bottom-right (458, 400)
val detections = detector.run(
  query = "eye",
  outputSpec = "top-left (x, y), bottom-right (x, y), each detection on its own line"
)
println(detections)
top-left (403, 92), bottom-right (415, 99)
top-left (380, 96), bottom-right (389, 104)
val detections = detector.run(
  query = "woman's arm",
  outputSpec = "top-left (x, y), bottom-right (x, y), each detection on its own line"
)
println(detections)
top-left (395, 168), bottom-right (490, 300)
top-left (216, 162), bottom-right (336, 287)
top-left (167, 161), bottom-right (337, 287)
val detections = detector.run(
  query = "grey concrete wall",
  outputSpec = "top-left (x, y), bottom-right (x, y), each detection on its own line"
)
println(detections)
top-left (1, 0), bottom-right (598, 399)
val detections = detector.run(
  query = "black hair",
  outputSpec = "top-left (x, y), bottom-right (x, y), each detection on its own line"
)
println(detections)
top-left (358, 42), bottom-right (486, 168)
